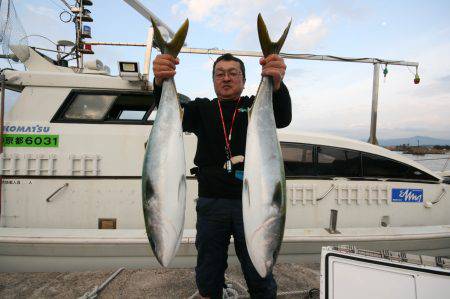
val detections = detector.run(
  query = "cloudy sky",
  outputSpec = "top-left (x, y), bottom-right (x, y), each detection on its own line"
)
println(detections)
top-left (2, 0), bottom-right (450, 140)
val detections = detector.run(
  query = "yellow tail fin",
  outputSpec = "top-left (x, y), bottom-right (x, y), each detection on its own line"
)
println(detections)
top-left (150, 18), bottom-right (189, 57)
top-left (257, 13), bottom-right (291, 57)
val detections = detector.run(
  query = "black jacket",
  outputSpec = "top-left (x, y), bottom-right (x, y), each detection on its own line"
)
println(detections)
top-left (153, 81), bottom-right (292, 199)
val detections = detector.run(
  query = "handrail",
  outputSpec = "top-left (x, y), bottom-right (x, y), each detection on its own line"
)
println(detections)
top-left (317, 183), bottom-right (335, 201)
top-left (443, 158), bottom-right (449, 172)
top-left (424, 187), bottom-right (446, 208)
top-left (414, 156), bottom-right (450, 161)
top-left (431, 188), bottom-right (446, 205)
top-left (46, 183), bottom-right (69, 202)
top-left (414, 156), bottom-right (450, 172)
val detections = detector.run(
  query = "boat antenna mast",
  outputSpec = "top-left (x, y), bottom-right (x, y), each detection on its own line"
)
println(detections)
top-left (60, 0), bottom-right (94, 68)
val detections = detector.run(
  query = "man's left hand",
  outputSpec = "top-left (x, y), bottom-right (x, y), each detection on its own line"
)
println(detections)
top-left (260, 54), bottom-right (286, 91)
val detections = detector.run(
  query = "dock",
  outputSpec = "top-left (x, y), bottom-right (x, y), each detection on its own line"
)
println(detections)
top-left (0, 263), bottom-right (320, 298)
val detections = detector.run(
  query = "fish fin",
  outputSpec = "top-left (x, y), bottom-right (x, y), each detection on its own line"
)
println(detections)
top-left (148, 234), bottom-right (157, 254)
top-left (145, 176), bottom-right (155, 201)
top-left (243, 178), bottom-right (250, 206)
top-left (179, 107), bottom-right (184, 119)
top-left (248, 77), bottom-right (263, 119)
top-left (178, 174), bottom-right (186, 203)
top-left (142, 176), bottom-right (154, 235)
top-left (272, 181), bottom-right (283, 209)
top-left (257, 13), bottom-right (292, 57)
top-left (150, 17), bottom-right (189, 57)
top-left (247, 103), bottom-right (253, 119)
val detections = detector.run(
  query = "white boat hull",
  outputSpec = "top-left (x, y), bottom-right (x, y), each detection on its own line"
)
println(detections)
top-left (1, 226), bottom-right (449, 272)
top-left (1, 71), bottom-right (449, 272)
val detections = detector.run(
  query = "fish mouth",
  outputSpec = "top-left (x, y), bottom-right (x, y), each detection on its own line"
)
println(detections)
top-left (147, 233), bottom-right (171, 267)
top-left (147, 215), bottom-right (182, 267)
top-left (248, 215), bottom-right (282, 277)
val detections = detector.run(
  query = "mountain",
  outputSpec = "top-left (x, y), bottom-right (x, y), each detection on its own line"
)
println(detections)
top-left (379, 136), bottom-right (450, 146)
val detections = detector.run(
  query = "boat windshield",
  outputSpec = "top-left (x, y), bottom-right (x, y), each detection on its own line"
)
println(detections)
top-left (281, 142), bottom-right (439, 182)
top-left (52, 90), bottom-right (156, 124)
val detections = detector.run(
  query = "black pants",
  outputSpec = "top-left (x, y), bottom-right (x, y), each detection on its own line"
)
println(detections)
top-left (195, 197), bottom-right (277, 299)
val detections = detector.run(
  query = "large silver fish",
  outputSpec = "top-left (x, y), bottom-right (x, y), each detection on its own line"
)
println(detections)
top-left (242, 14), bottom-right (291, 278)
top-left (142, 18), bottom-right (189, 267)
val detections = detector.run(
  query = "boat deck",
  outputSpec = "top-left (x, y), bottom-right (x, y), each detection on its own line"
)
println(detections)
top-left (1, 226), bottom-right (449, 272)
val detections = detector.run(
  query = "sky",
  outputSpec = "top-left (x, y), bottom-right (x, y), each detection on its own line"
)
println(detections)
top-left (2, 0), bottom-right (450, 140)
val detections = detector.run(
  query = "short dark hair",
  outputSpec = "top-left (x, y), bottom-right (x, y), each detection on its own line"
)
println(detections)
top-left (213, 53), bottom-right (246, 81)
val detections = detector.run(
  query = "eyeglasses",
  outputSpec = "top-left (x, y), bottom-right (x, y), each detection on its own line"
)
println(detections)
top-left (214, 69), bottom-right (242, 80)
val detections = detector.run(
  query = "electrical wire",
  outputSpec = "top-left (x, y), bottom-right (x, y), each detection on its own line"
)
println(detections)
top-left (22, 34), bottom-right (57, 46)
top-left (60, 10), bottom-right (72, 23)
top-left (47, 0), bottom-right (66, 11)
top-left (45, 0), bottom-right (73, 23)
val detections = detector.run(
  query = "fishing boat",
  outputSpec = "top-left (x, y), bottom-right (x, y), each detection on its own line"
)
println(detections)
top-left (0, 0), bottom-right (448, 272)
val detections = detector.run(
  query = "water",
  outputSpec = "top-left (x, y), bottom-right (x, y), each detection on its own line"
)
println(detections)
top-left (400, 153), bottom-right (450, 172)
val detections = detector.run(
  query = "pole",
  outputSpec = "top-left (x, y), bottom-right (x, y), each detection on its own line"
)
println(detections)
top-left (368, 63), bottom-right (380, 145)
top-left (123, 0), bottom-right (176, 38)
top-left (83, 42), bottom-right (420, 67)
top-left (59, 0), bottom-right (72, 10)
top-left (142, 27), bottom-right (154, 83)
top-left (0, 72), bottom-right (5, 219)
top-left (78, 1), bottom-right (84, 68)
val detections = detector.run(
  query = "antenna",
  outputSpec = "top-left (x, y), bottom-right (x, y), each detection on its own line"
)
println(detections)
top-left (68, 0), bottom-right (95, 68)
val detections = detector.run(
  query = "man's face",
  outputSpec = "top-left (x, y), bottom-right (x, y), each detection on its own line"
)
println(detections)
top-left (213, 60), bottom-right (245, 100)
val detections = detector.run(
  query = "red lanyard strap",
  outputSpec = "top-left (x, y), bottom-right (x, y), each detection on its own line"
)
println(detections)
top-left (217, 98), bottom-right (241, 158)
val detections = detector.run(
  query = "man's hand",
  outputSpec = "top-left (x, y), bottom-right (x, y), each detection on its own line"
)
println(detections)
top-left (153, 54), bottom-right (179, 86)
top-left (260, 54), bottom-right (286, 91)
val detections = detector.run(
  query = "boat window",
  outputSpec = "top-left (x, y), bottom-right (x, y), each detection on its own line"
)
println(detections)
top-left (64, 94), bottom-right (116, 120)
top-left (281, 143), bottom-right (314, 176)
top-left (147, 109), bottom-right (157, 121)
top-left (103, 93), bottom-right (152, 121)
top-left (362, 153), bottom-right (438, 181)
top-left (53, 91), bottom-right (155, 124)
top-left (317, 146), bottom-right (361, 177)
top-left (119, 110), bottom-right (146, 120)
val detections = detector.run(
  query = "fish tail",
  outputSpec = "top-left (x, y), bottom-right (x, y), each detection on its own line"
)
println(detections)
top-left (257, 13), bottom-right (291, 57)
top-left (150, 17), bottom-right (189, 57)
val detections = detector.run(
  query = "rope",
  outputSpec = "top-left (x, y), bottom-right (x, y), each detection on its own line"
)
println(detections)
top-left (78, 267), bottom-right (124, 299)
top-left (224, 275), bottom-right (247, 293)
top-left (187, 280), bottom-right (319, 299)
top-left (187, 290), bottom-right (199, 299)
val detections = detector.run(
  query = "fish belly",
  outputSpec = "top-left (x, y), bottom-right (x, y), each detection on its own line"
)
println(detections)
top-left (142, 79), bottom-right (186, 267)
top-left (243, 77), bottom-right (286, 277)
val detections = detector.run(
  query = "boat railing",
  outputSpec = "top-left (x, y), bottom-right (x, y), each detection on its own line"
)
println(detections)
top-left (414, 156), bottom-right (450, 172)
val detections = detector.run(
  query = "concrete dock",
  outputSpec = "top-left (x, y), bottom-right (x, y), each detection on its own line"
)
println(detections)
top-left (0, 263), bottom-right (320, 298)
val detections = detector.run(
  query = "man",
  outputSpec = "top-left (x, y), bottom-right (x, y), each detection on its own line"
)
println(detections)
top-left (153, 53), bottom-right (291, 299)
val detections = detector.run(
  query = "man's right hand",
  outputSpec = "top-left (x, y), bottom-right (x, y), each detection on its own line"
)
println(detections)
top-left (153, 54), bottom-right (179, 86)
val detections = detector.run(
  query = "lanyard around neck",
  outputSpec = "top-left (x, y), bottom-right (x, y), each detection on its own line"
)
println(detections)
top-left (217, 98), bottom-right (241, 158)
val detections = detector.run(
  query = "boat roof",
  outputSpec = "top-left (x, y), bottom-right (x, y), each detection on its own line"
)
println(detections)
top-left (279, 130), bottom-right (441, 180)
top-left (4, 69), bottom-right (146, 91)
